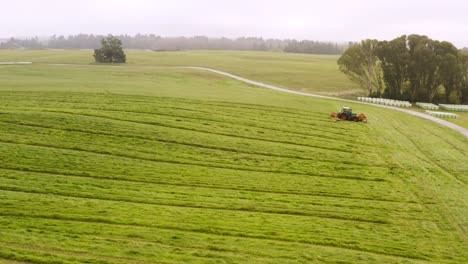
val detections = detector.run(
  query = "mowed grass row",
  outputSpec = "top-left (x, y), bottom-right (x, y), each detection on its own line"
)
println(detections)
top-left (0, 91), bottom-right (467, 263)
top-left (0, 64), bottom-right (467, 263)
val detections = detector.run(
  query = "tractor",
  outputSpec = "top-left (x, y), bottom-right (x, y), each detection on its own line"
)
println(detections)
top-left (330, 107), bottom-right (367, 122)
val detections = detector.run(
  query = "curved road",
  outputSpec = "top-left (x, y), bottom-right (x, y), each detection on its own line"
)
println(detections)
top-left (5, 62), bottom-right (468, 138)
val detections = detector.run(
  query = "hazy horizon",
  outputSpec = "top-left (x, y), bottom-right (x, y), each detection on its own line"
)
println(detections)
top-left (2, 0), bottom-right (468, 48)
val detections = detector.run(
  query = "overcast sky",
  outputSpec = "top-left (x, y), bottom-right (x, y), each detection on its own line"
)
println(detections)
top-left (2, 0), bottom-right (467, 47)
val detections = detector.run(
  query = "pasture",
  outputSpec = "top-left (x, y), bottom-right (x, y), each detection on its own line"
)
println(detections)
top-left (409, 106), bottom-right (468, 129)
top-left (0, 49), bottom-right (363, 98)
top-left (2, 49), bottom-right (464, 128)
top-left (0, 53), bottom-right (467, 263)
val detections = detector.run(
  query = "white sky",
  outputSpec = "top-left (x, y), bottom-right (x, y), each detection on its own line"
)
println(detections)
top-left (1, 0), bottom-right (467, 47)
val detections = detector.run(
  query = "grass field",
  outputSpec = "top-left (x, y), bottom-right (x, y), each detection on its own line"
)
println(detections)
top-left (408, 106), bottom-right (468, 129)
top-left (0, 49), bottom-right (363, 98)
top-left (444, 112), bottom-right (468, 129)
top-left (1, 49), bottom-right (464, 128)
top-left (0, 53), bottom-right (467, 263)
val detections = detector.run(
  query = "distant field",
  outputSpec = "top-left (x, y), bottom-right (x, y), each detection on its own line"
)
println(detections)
top-left (0, 49), bottom-right (364, 98)
top-left (0, 61), bottom-right (467, 263)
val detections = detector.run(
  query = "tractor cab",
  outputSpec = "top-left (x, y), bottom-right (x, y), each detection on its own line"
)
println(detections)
top-left (338, 106), bottom-right (358, 121)
top-left (330, 107), bottom-right (367, 122)
top-left (341, 107), bottom-right (352, 114)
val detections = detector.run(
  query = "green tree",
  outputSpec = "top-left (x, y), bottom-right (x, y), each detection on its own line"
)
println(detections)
top-left (337, 39), bottom-right (383, 96)
top-left (340, 35), bottom-right (466, 103)
top-left (459, 52), bottom-right (468, 103)
top-left (406, 35), bottom-right (460, 103)
top-left (406, 35), bottom-right (439, 102)
top-left (438, 43), bottom-right (463, 103)
top-left (376, 36), bottom-right (409, 100)
top-left (94, 35), bottom-right (126, 63)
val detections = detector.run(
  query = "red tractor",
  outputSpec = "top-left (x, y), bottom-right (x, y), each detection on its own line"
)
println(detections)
top-left (330, 107), bottom-right (367, 122)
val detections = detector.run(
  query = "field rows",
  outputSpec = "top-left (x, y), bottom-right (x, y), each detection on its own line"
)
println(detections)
top-left (0, 216), bottom-right (432, 264)
top-left (1, 91), bottom-right (467, 263)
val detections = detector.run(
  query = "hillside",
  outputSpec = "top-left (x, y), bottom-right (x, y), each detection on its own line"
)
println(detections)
top-left (0, 49), bottom-right (363, 98)
top-left (0, 59), bottom-right (467, 263)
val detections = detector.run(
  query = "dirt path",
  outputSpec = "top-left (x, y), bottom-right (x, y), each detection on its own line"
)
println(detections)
top-left (8, 62), bottom-right (468, 138)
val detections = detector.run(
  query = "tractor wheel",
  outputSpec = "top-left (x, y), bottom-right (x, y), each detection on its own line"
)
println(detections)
top-left (352, 116), bottom-right (359, 122)
top-left (340, 114), bottom-right (348, 121)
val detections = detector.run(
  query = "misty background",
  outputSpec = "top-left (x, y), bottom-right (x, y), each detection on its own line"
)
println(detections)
top-left (1, 0), bottom-right (467, 48)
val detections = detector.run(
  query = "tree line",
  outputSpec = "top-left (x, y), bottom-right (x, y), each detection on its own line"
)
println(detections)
top-left (0, 34), bottom-right (347, 54)
top-left (338, 35), bottom-right (468, 104)
top-left (0, 36), bottom-right (44, 49)
top-left (283, 40), bottom-right (343, 54)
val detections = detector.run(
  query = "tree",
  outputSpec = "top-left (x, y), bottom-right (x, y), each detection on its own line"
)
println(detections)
top-left (0, 37), bottom-right (43, 49)
top-left (405, 35), bottom-right (461, 103)
top-left (339, 35), bottom-right (466, 103)
top-left (459, 52), bottom-right (468, 103)
top-left (94, 35), bottom-right (126, 63)
top-left (438, 43), bottom-right (462, 103)
top-left (337, 39), bottom-right (383, 96)
top-left (285, 40), bottom-right (342, 54)
top-left (406, 35), bottom-right (439, 102)
top-left (376, 36), bottom-right (409, 100)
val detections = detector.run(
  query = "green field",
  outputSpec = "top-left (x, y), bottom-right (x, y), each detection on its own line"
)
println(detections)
top-left (408, 106), bottom-right (468, 129)
top-left (0, 49), bottom-right (363, 98)
top-left (444, 112), bottom-right (468, 129)
top-left (1, 48), bottom-right (466, 129)
top-left (0, 52), bottom-right (467, 263)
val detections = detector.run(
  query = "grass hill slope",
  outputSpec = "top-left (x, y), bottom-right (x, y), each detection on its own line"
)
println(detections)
top-left (0, 49), bottom-right (363, 98)
top-left (0, 62), bottom-right (466, 263)
top-left (1, 49), bottom-right (467, 130)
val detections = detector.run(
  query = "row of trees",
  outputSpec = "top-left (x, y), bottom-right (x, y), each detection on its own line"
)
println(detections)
top-left (338, 35), bottom-right (468, 104)
top-left (0, 34), bottom-right (348, 54)
top-left (284, 40), bottom-right (343, 54)
top-left (46, 34), bottom-right (283, 51)
top-left (0, 37), bottom-right (44, 49)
